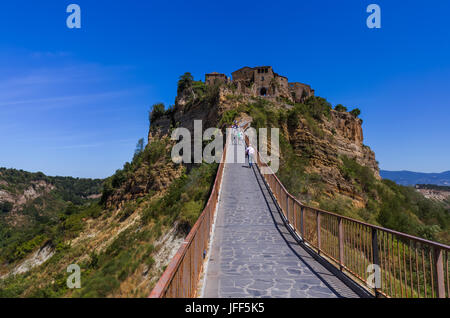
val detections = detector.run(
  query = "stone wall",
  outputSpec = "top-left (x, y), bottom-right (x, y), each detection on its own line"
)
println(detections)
top-left (228, 66), bottom-right (314, 103)
top-left (288, 82), bottom-right (314, 103)
top-left (205, 72), bottom-right (228, 86)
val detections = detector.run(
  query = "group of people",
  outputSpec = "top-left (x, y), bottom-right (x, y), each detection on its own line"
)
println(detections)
top-left (230, 120), bottom-right (255, 168)
top-left (231, 123), bottom-right (243, 145)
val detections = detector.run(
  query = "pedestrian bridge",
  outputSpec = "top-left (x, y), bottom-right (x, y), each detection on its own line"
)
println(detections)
top-left (150, 129), bottom-right (449, 298)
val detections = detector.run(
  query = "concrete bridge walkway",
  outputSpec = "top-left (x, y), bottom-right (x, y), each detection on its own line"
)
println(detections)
top-left (201, 141), bottom-right (364, 298)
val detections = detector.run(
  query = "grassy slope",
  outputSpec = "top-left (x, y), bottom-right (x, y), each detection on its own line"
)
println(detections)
top-left (0, 170), bottom-right (103, 267)
top-left (0, 96), bottom-right (219, 297)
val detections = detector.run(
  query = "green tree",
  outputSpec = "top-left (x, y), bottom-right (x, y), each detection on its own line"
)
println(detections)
top-left (149, 103), bottom-right (165, 123)
top-left (334, 104), bottom-right (347, 112)
top-left (134, 138), bottom-right (145, 158)
top-left (304, 96), bottom-right (332, 120)
top-left (177, 72), bottom-right (194, 94)
top-left (177, 72), bottom-right (199, 99)
top-left (350, 108), bottom-right (361, 117)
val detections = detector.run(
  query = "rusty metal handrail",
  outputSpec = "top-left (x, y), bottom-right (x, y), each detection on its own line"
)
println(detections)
top-left (245, 134), bottom-right (449, 298)
top-left (149, 135), bottom-right (229, 298)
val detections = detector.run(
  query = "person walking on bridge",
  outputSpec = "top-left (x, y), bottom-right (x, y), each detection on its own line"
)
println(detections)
top-left (246, 144), bottom-right (255, 168)
top-left (231, 124), bottom-right (238, 145)
top-left (237, 130), bottom-right (243, 145)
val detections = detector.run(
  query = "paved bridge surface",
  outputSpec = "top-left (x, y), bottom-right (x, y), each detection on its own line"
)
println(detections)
top-left (202, 141), bottom-right (363, 298)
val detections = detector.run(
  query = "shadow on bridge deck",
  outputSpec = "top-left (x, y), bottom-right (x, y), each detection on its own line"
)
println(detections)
top-left (201, 142), bottom-right (371, 298)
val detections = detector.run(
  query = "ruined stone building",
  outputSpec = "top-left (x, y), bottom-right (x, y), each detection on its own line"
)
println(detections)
top-left (205, 66), bottom-right (314, 103)
top-left (205, 72), bottom-right (229, 86)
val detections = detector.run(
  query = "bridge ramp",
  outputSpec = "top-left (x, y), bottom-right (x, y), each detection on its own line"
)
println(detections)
top-left (202, 141), bottom-right (362, 298)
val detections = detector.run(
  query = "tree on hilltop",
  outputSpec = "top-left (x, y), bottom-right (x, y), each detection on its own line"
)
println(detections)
top-left (334, 104), bottom-right (347, 112)
top-left (350, 108), bottom-right (361, 118)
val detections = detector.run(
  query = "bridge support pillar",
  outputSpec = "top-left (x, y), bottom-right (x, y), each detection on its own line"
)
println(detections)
top-left (286, 194), bottom-right (289, 221)
top-left (300, 206), bottom-right (304, 239)
top-left (371, 228), bottom-right (380, 298)
top-left (316, 211), bottom-right (321, 253)
top-left (338, 217), bottom-right (344, 270)
top-left (434, 247), bottom-right (445, 298)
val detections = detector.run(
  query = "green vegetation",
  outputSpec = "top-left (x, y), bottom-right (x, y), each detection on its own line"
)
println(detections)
top-left (177, 72), bottom-right (220, 109)
top-left (0, 202), bottom-right (13, 213)
top-left (416, 184), bottom-right (450, 191)
top-left (141, 162), bottom-right (218, 233)
top-left (334, 156), bottom-right (449, 243)
top-left (0, 200), bottom-right (103, 265)
top-left (0, 168), bottom-right (103, 204)
top-left (134, 138), bottom-right (145, 159)
top-left (350, 108), bottom-right (361, 118)
top-left (101, 137), bottom-right (170, 206)
top-left (177, 72), bottom-right (194, 95)
top-left (149, 103), bottom-right (165, 123)
top-left (0, 132), bottom-right (220, 297)
top-left (73, 226), bottom-right (147, 297)
top-left (62, 159), bottom-right (217, 298)
top-left (334, 104), bottom-right (347, 112)
top-left (0, 169), bottom-right (103, 265)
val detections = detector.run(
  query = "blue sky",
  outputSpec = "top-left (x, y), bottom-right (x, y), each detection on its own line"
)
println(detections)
top-left (0, 1), bottom-right (449, 178)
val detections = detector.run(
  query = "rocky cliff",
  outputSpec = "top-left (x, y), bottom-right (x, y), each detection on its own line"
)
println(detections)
top-left (287, 108), bottom-right (380, 205)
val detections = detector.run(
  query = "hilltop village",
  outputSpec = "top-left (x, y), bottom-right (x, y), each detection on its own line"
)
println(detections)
top-left (205, 66), bottom-right (314, 103)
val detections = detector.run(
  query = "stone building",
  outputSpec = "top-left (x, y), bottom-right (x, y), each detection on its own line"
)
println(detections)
top-left (205, 72), bottom-right (229, 86)
top-left (206, 66), bottom-right (314, 103)
top-left (288, 82), bottom-right (315, 103)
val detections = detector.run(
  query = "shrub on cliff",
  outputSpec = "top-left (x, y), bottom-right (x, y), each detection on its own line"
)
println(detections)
top-left (141, 162), bottom-right (218, 233)
top-left (304, 96), bottom-right (332, 121)
top-left (339, 155), bottom-right (376, 193)
top-left (177, 72), bottom-right (194, 94)
top-left (350, 108), bottom-right (361, 118)
top-left (0, 202), bottom-right (13, 213)
top-left (149, 103), bottom-right (165, 123)
top-left (334, 104), bottom-right (347, 112)
top-left (176, 72), bottom-right (209, 104)
top-left (100, 137), bottom-right (170, 206)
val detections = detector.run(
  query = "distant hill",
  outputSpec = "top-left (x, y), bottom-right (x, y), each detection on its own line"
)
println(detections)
top-left (380, 170), bottom-right (450, 186)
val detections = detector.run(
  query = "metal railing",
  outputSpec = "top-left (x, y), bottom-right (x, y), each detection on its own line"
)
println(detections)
top-left (149, 135), bottom-right (229, 298)
top-left (247, 134), bottom-right (450, 298)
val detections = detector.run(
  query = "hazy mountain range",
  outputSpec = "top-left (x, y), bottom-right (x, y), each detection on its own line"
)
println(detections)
top-left (380, 170), bottom-right (450, 186)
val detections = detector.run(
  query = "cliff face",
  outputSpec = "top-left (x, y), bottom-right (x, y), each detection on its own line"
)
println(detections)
top-left (287, 109), bottom-right (380, 204)
top-left (149, 87), bottom-right (224, 143)
top-left (104, 137), bottom-right (184, 209)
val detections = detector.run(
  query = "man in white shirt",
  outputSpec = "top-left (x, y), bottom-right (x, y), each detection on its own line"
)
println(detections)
top-left (246, 144), bottom-right (255, 168)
